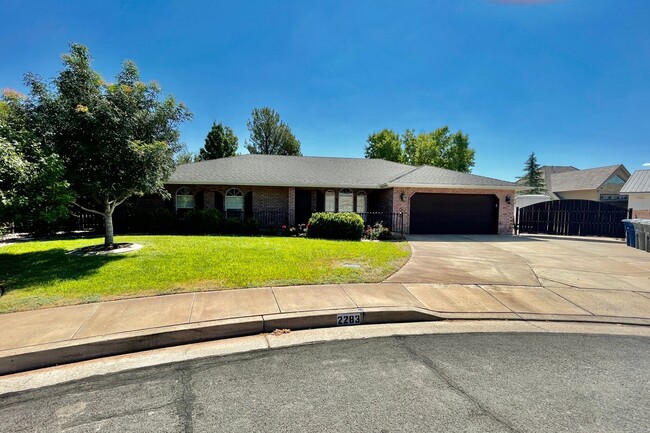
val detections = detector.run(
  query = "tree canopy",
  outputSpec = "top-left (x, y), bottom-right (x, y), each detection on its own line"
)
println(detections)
top-left (519, 152), bottom-right (545, 194)
top-left (364, 129), bottom-right (402, 163)
top-left (245, 107), bottom-right (301, 156)
top-left (15, 43), bottom-right (191, 245)
top-left (0, 94), bottom-right (73, 233)
top-left (198, 121), bottom-right (238, 160)
top-left (364, 126), bottom-right (476, 173)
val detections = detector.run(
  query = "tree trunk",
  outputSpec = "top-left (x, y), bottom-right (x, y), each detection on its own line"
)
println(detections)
top-left (104, 201), bottom-right (114, 247)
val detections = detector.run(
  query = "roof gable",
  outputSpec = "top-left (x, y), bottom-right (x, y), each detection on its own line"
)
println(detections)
top-left (550, 164), bottom-right (629, 192)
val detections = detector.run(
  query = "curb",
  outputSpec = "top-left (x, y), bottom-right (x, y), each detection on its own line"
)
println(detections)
top-left (1, 308), bottom-right (648, 376)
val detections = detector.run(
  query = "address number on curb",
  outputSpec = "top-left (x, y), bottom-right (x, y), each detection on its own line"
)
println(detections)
top-left (337, 313), bottom-right (363, 326)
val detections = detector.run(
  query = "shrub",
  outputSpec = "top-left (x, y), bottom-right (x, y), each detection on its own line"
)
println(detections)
top-left (363, 221), bottom-right (392, 240)
top-left (223, 216), bottom-right (243, 234)
top-left (307, 212), bottom-right (364, 240)
top-left (242, 217), bottom-right (261, 235)
top-left (181, 209), bottom-right (225, 234)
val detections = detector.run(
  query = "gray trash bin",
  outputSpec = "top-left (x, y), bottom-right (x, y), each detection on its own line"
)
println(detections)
top-left (640, 220), bottom-right (650, 252)
top-left (632, 220), bottom-right (647, 252)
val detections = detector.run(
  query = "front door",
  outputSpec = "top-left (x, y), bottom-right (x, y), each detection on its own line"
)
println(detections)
top-left (296, 190), bottom-right (312, 224)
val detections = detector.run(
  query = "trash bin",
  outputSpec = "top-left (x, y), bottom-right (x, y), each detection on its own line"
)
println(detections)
top-left (622, 219), bottom-right (636, 247)
top-left (631, 219), bottom-right (647, 251)
top-left (641, 220), bottom-right (650, 252)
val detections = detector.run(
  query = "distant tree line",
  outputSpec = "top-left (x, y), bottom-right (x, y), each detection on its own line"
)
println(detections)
top-left (179, 107), bottom-right (302, 163)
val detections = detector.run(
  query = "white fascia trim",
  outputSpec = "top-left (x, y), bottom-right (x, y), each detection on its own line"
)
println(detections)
top-left (384, 183), bottom-right (522, 191)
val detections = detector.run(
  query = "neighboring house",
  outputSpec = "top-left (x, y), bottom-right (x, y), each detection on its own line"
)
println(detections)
top-left (621, 169), bottom-right (650, 218)
top-left (516, 164), bottom-right (630, 208)
top-left (162, 154), bottom-right (522, 235)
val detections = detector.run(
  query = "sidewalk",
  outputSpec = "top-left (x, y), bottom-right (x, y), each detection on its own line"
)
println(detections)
top-left (2, 282), bottom-right (649, 375)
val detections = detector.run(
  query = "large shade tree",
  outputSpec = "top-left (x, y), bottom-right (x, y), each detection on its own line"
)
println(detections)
top-left (364, 125), bottom-right (476, 173)
top-left (406, 126), bottom-right (475, 173)
top-left (245, 107), bottom-right (301, 156)
top-left (364, 129), bottom-right (403, 163)
top-left (22, 43), bottom-right (191, 246)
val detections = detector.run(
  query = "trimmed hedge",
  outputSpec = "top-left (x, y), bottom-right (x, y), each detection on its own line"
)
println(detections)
top-left (307, 212), bottom-right (364, 240)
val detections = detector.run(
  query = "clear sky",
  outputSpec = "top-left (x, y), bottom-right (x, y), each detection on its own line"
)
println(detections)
top-left (1, 0), bottom-right (649, 181)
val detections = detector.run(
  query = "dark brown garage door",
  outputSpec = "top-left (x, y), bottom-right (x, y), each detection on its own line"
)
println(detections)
top-left (409, 193), bottom-right (498, 234)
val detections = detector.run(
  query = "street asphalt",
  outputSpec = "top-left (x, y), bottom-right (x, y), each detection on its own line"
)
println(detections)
top-left (1, 332), bottom-right (648, 432)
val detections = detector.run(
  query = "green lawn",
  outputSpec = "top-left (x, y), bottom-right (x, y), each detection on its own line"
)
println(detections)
top-left (0, 235), bottom-right (410, 313)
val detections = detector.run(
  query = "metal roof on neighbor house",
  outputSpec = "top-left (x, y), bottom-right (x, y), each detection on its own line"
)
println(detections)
top-left (621, 170), bottom-right (650, 193)
top-left (550, 164), bottom-right (629, 192)
top-left (166, 154), bottom-right (520, 190)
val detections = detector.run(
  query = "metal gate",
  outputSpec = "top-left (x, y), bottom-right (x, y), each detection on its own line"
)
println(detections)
top-left (516, 200), bottom-right (628, 238)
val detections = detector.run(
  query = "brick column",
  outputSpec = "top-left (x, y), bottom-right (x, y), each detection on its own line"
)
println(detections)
top-left (288, 187), bottom-right (296, 226)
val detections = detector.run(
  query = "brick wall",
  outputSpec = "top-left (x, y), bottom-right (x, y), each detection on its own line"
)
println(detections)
top-left (390, 187), bottom-right (516, 235)
top-left (632, 209), bottom-right (650, 219)
top-left (165, 185), bottom-right (289, 212)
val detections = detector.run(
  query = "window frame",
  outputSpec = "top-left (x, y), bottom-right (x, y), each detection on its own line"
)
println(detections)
top-left (325, 190), bottom-right (335, 212)
top-left (176, 187), bottom-right (195, 210)
top-left (356, 190), bottom-right (367, 213)
top-left (338, 188), bottom-right (354, 213)
top-left (225, 188), bottom-right (244, 211)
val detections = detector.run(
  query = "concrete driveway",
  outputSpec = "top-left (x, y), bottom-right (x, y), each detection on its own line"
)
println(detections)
top-left (388, 234), bottom-right (650, 292)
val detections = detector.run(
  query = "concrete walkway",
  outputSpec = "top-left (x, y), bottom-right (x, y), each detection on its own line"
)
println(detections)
top-left (1, 234), bottom-right (650, 374)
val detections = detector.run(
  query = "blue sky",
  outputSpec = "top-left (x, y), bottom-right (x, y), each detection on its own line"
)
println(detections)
top-left (1, 0), bottom-right (649, 181)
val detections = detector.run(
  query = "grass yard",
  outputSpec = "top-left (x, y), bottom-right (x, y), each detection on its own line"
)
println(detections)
top-left (0, 235), bottom-right (410, 313)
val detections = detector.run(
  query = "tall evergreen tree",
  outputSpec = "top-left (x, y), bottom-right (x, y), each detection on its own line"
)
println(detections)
top-left (519, 152), bottom-right (545, 194)
top-left (198, 121), bottom-right (238, 160)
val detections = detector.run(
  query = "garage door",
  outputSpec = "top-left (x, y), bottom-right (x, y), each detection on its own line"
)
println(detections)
top-left (409, 193), bottom-right (498, 234)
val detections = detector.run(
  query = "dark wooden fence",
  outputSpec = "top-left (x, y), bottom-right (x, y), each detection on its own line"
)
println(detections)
top-left (516, 200), bottom-right (628, 238)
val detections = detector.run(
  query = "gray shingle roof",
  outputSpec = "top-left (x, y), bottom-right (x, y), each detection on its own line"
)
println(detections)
top-left (541, 166), bottom-right (578, 193)
top-left (167, 154), bottom-right (519, 189)
top-left (550, 164), bottom-right (627, 192)
top-left (168, 155), bottom-right (414, 188)
top-left (621, 170), bottom-right (650, 193)
top-left (387, 165), bottom-right (520, 189)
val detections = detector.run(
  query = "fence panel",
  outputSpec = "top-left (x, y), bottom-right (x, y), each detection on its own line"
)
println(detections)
top-left (517, 200), bottom-right (627, 238)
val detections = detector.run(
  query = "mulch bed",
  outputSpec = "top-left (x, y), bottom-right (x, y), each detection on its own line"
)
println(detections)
top-left (68, 242), bottom-right (140, 256)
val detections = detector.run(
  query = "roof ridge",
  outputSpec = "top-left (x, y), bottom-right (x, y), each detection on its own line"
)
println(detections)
top-left (385, 166), bottom-right (422, 184)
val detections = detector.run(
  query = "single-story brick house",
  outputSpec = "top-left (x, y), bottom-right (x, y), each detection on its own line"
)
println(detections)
top-left (162, 154), bottom-right (522, 235)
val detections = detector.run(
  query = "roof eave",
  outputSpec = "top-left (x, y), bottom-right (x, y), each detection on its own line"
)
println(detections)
top-left (385, 182), bottom-right (522, 191)
top-left (164, 179), bottom-right (385, 189)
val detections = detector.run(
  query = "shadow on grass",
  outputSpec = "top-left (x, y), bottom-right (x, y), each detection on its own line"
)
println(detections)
top-left (0, 248), bottom-right (127, 296)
